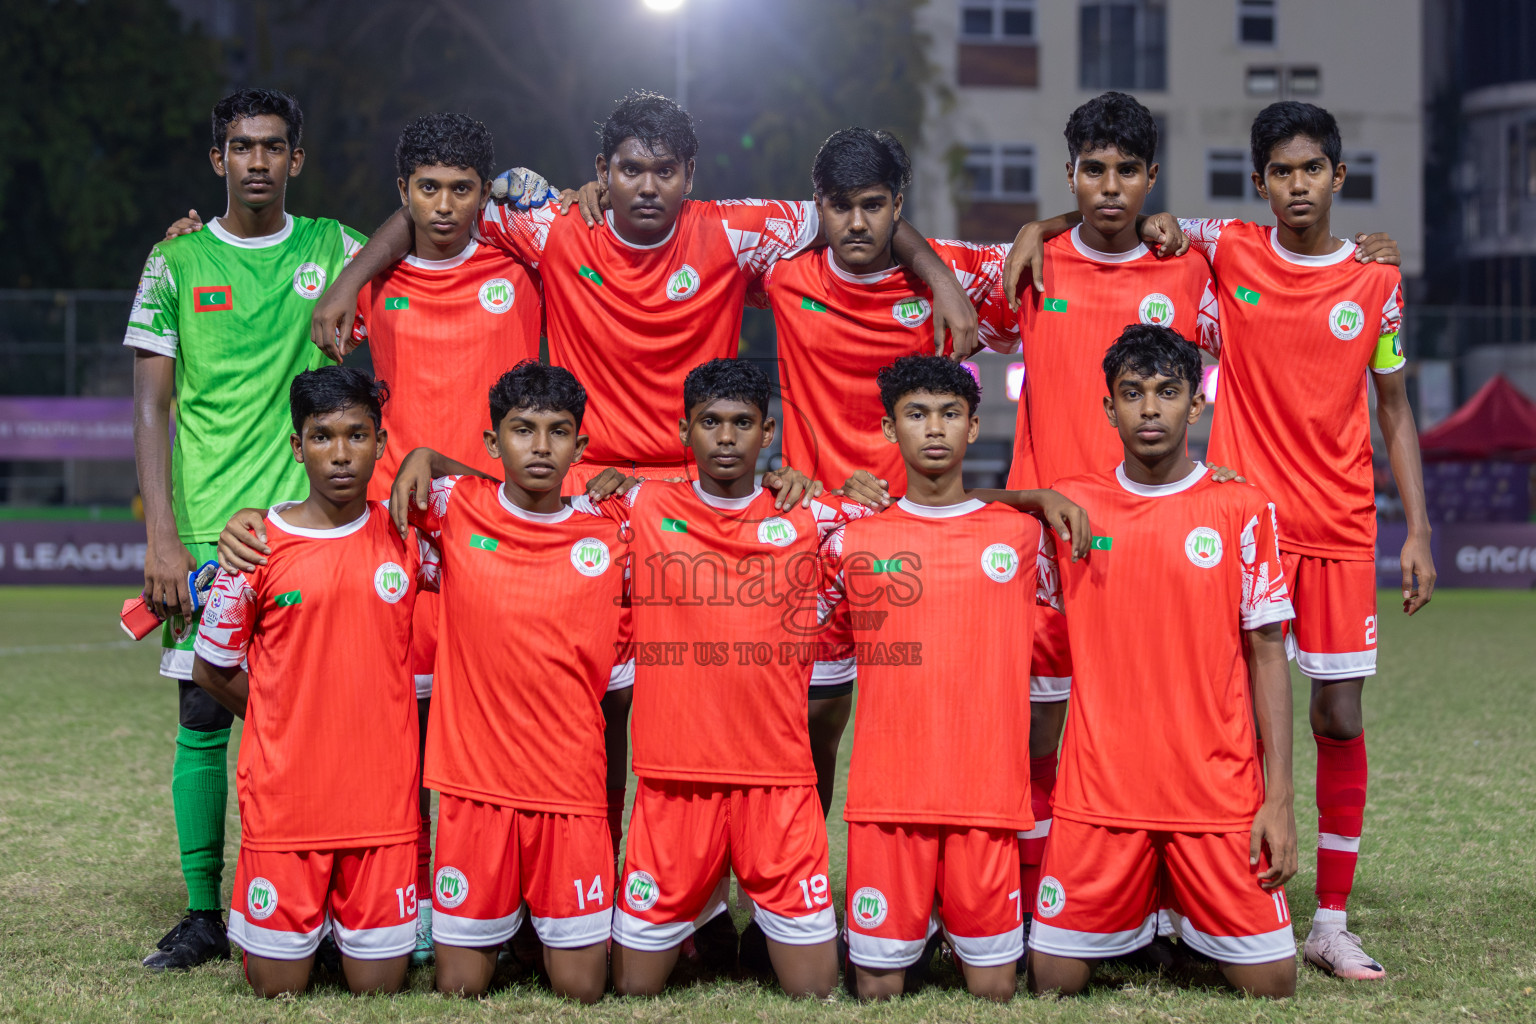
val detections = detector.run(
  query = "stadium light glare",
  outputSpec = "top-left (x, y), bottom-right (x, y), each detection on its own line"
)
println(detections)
top-left (642, 0), bottom-right (686, 11)
top-left (1006, 363), bottom-right (1025, 402)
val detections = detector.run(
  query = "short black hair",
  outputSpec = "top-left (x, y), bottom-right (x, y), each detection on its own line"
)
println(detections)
top-left (600, 90), bottom-right (698, 165)
top-left (1102, 323), bottom-right (1203, 393)
top-left (289, 365), bottom-right (388, 432)
top-left (811, 127), bottom-right (912, 200)
top-left (683, 358), bottom-right (770, 418)
top-left (1250, 100), bottom-right (1341, 177)
top-left (488, 360), bottom-right (587, 431)
top-left (1065, 91), bottom-right (1158, 166)
top-left (876, 355), bottom-right (982, 417)
top-left (395, 112), bottom-right (495, 184)
top-left (212, 88), bottom-right (303, 152)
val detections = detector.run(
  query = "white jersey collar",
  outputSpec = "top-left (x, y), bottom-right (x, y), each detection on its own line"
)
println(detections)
top-left (693, 480), bottom-right (762, 510)
top-left (403, 240), bottom-right (478, 270)
top-left (497, 485), bottom-right (575, 522)
top-left (1070, 223), bottom-right (1149, 264)
top-left (267, 500), bottom-right (371, 538)
top-left (825, 247), bottom-right (899, 286)
top-left (207, 213), bottom-right (294, 249)
top-left (897, 496), bottom-right (986, 518)
top-left (606, 208), bottom-right (679, 250)
top-left (1115, 461), bottom-right (1208, 497)
top-left (1269, 228), bottom-right (1356, 266)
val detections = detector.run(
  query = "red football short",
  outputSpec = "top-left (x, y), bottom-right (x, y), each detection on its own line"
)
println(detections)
top-left (1281, 552), bottom-right (1378, 681)
top-left (430, 795), bottom-right (614, 949)
top-left (410, 589), bottom-right (439, 698)
top-left (1029, 604), bottom-right (1072, 702)
top-left (228, 842), bottom-right (417, 961)
top-left (613, 779), bottom-right (835, 951)
top-left (845, 822), bottom-right (1023, 969)
top-left (1028, 817), bottom-right (1295, 965)
top-left (562, 458), bottom-right (693, 497)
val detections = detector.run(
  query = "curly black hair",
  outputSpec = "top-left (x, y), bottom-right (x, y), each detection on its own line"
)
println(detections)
top-left (212, 88), bottom-right (303, 151)
top-left (876, 355), bottom-right (981, 417)
top-left (488, 360), bottom-right (587, 431)
top-left (1250, 100), bottom-right (1341, 177)
top-left (395, 112), bottom-right (495, 183)
top-left (600, 90), bottom-right (698, 164)
top-left (683, 358), bottom-right (770, 418)
top-left (289, 365), bottom-right (388, 432)
top-left (1064, 91), bottom-right (1158, 166)
top-left (811, 127), bottom-right (912, 200)
top-left (1101, 323), bottom-right (1202, 393)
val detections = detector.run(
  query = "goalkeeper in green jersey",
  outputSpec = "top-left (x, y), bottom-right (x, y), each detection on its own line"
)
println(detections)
top-left (125, 88), bottom-right (367, 971)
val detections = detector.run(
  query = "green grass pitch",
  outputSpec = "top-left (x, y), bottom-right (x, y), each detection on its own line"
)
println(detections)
top-left (1, 585), bottom-right (1533, 1022)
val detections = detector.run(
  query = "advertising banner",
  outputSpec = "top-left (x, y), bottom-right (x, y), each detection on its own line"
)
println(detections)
top-left (0, 520), bottom-right (146, 585)
top-left (0, 397), bottom-right (136, 460)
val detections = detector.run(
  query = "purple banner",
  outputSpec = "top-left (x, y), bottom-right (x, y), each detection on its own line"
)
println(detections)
top-left (1439, 522), bottom-right (1536, 589)
top-left (0, 520), bottom-right (146, 585)
top-left (0, 397), bottom-right (136, 460)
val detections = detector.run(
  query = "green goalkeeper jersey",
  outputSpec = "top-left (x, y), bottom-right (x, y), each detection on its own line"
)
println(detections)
top-left (124, 214), bottom-right (366, 543)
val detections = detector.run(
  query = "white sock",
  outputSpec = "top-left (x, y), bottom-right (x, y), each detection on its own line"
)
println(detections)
top-left (1311, 907), bottom-right (1347, 933)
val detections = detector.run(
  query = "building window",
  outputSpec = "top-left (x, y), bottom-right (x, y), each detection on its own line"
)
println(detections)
top-left (961, 0), bottom-right (1036, 41)
top-left (1207, 149), bottom-right (1250, 200)
top-left (1287, 66), bottom-right (1320, 95)
top-left (1245, 67), bottom-right (1280, 96)
top-left (1340, 152), bottom-right (1375, 203)
top-left (1080, 2), bottom-right (1167, 91)
top-left (1238, 0), bottom-right (1275, 44)
top-left (964, 145), bottom-right (1037, 200)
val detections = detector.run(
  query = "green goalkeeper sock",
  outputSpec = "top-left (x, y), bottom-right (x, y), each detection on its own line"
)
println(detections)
top-left (172, 725), bottom-right (230, 913)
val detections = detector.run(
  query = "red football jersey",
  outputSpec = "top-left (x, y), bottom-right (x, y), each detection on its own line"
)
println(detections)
top-left (825, 498), bottom-right (1042, 830)
top-left (1007, 226), bottom-right (1217, 490)
top-left (477, 200), bottom-right (818, 467)
top-left (756, 243), bottom-right (1018, 494)
top-left (1044, 464), bottom-right (1295, 832)
top-left (352, 242), bottom-right (542, 500)
top-left (193, 502), bottom-right (421, 851)
top-left (1182, 219), bottom-right (1405, 559)
top-left (409, 476), bottom-right (628, 816)
top-left (614, 479), bottom-right (852, 786)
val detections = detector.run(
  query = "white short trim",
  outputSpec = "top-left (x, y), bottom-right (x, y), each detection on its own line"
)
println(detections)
top-left (1296, 647), bottom-right (1377, 681)
top-left (532, 907), bottom-right (613, 949)
top-left (810, 657), bottom-right (856, 686)
top-left (607, 659), bottom-right (635, 692)
top-left (160, 648), bottom-right (195, 680)
top-left (432, 905), bottom-right (526, 948)
top-left (331, 917), bottom-right (416, 960)
top-left (1017, 817), bottom-right (1052, 841)
top-left (751, 904), bottom-right (837, 946)
top-left (947, 925), bottom-right (1024, 968)
top-left (413, 673), bottom-right (433, 699)
top-left (228, 909), bottom-right (325, 960)
top-left (1028, 913), bottom-right (1157, 960)
top-left (612, 882), bottom-right (729, 953)
top-left (1029, 675), bottom-right (1071, 702)
top-left (846, 931), bottom-right (930, 969)
top-left (1173, 913), bottom-right (1296, 966)
top-left (1157, 908), bottom-right (1176, 937)
top-left (1317, 832), bottom-right (1361, 853)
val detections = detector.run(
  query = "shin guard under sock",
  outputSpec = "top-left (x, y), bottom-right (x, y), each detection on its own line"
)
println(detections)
top-left (1315, 731), bottom-right (1367, 914)
top-left (172, 725), bottom-right (230, 912)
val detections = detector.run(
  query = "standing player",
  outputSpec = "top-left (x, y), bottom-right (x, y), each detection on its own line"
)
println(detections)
top-left (1027, 325), bottom-right (1298, 999)
top-left (1169, 102), bottom-right (1434, 980)
top-left (192, 367), bottom-right (422, 997)
top-left (601, 359), bottom-right (849, 999)
top-left (126, 88), bottom-right (365, 970)
top-left (313, 90), bottom-right (982, 870)
top-left (823, 356), bottom-right (1088, 1002)
top-left (351, 112), bottom-right (542, 962)
top-left (753, 128), bottom-right (1018, 820)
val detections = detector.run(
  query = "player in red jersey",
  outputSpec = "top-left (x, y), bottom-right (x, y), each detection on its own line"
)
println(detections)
top-left (751, 127), bottom-right (1019, 831)
top-left (823, 356), bottom-right (1089, 1002)
top-left (193, 367), bottom-right (424, 997)
top-left (314, 90), bottom-right (982, 884)
top-left (1025, 325), bottom-right (1298, 999)
top-left (1165, 104), bottom-right (1434, 980)
top-left (597, 359), bottom-right (849, 999)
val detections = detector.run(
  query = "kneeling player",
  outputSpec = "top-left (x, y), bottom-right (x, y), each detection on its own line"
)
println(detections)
top-left (1027, 325), bottom-right (1299, 998)
top-left (824, 356), bottom-right (1088, 1002)
top-left (193, 367), bottom-right (423, 997)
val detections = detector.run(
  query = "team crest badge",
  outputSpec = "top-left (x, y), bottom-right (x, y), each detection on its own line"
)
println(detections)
top-left (892, 296), bottom-right (931, 328)
top-left (850, 886), bottom-right (889, 930)
top-left (1036, 876), bottom-right (1066, 919)
top-left (246, 876), bottom-right (278, 920)
top-left (169, 613), bottom-right (195, 645)
top-left (374, 562), bottom-right (409, 603)
top-left (666, 265), bottom-right (701, 301)
top-left (981, 542), bottom-right (1019, 583)
top-left (1328, 300), bottom-right (1365, 340)
top-left (757, 517), bottom-right (798, 547)
top-left (1138, 292), bottom-right (1175, 326)
top-left (570, 537), bottom-right (611, 576)
top-left (434, 866), bottom-right (469, 908)
top-left (1184, 527), bottom-right (1223, 568)
top-left (292, 262), bottom-right (326, 299)
top-left (478, 277), bottom-right (515, 314)
top-left (625, 870), bottom-right (660, 911)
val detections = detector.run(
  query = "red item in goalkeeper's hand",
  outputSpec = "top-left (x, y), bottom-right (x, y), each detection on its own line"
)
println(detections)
top-left (120, 595), bottom-right (163, 640)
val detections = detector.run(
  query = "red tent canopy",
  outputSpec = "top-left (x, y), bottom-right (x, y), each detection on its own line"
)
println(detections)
top-left (1418, 374), bottom-right (1536, 462)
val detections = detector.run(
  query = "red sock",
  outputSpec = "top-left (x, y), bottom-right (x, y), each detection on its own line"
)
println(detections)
top-left (1020, 753), bottom-right (1057, 915)
top-left (606, 786), bottom-right (627, 855)
top-left (1315, 732), bottom-right (1367, 912)
top-left (416, 813), bottom-right (433, 899)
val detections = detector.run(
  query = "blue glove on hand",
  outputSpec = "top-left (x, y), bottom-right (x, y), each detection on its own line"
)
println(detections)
top-left (491, 167), bottom-right (556, 210)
